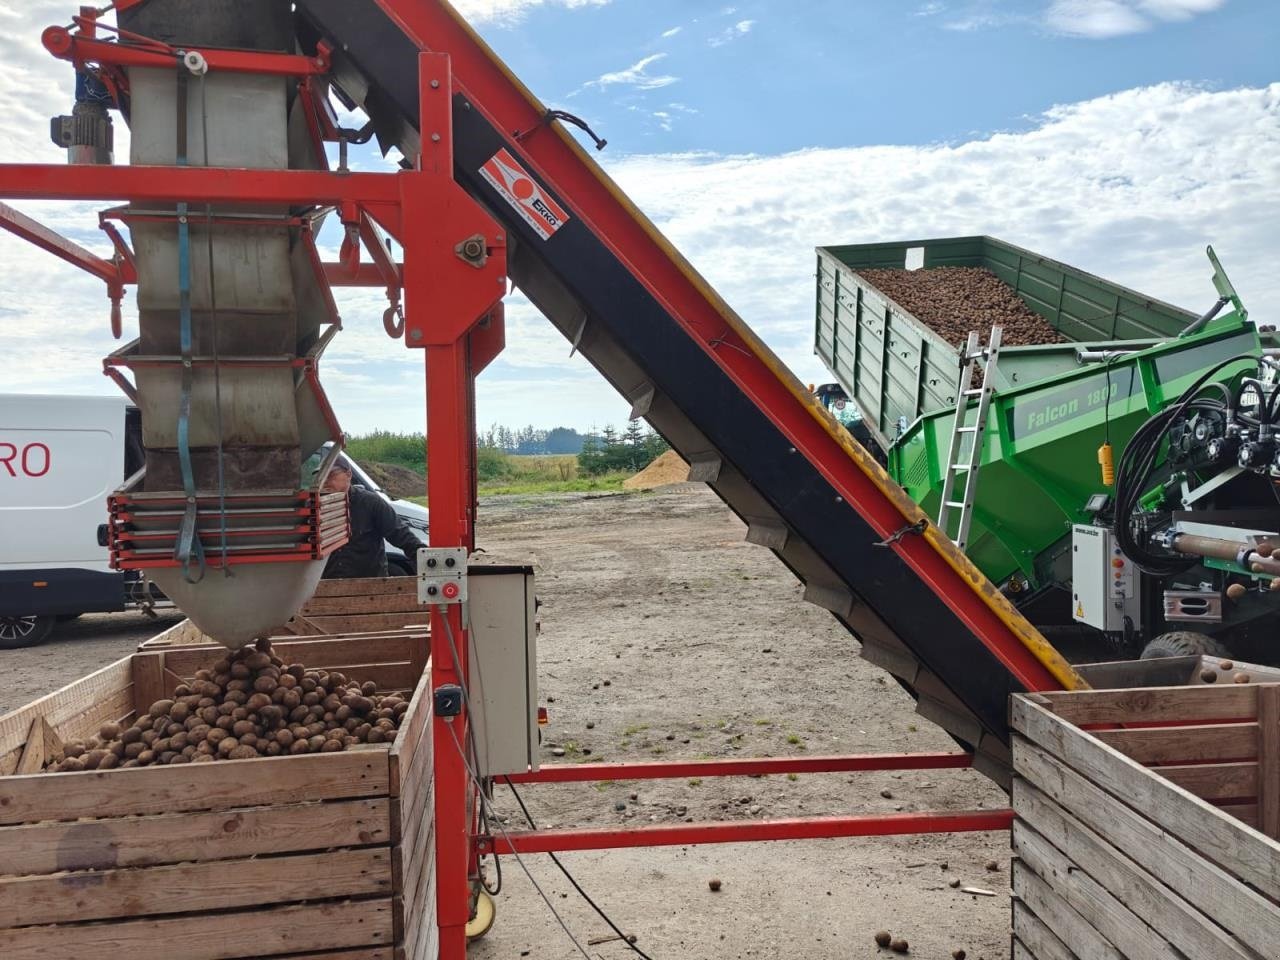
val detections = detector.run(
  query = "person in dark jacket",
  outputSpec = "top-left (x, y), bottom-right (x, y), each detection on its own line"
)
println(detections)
top-left (321, 463), bottom-right (422, 579)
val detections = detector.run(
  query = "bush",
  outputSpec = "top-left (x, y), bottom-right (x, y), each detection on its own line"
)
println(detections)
top-left (345, 431), bottom-right (426, 473)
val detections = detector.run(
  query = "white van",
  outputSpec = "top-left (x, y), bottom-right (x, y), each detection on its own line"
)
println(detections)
top-left (0, 394), bottom-right (427, 648)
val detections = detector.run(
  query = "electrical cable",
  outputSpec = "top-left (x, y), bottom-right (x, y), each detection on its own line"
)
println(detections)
top-left (503, 776), bottom-right (656, 960)
top-left (1113, 353), bottom-right (1257, 574)
top-left (197, 74), bottom-right (231, 575)
top-left (441, 720), bottom-right (593, 960)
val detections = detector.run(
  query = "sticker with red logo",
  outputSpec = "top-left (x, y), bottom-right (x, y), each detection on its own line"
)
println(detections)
top-left (479, 148), bottom-right (570, 241)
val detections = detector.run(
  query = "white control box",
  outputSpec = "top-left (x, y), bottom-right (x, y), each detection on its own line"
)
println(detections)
top-left (1072, 524), bottom-right (1141, 632)
top-left (467, 566), bottom-right (539, 778)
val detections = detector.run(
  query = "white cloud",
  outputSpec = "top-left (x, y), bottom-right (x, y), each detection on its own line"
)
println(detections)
top-left (661, 26), bottom-right (683, 38)
top-left (916, 1), bottom-right (947, 14)
top-left (709, 19), bottom-right (757, 47)
top-left (451, 0), bottom-right (611, 27)
top-left (0, 10), bottom-right (1274, 440)
top-left (583, 53), bottom-right (679, 92)
top-left (1046, 0), bottom-right (1227, 37)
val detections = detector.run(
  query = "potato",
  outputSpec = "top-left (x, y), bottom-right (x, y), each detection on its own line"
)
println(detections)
top-left (275, 728), bottom-right (295, 748)
top-left (286, 663), bottom-right (305, 679)
top-left (170, 732), bottom-right (189, 750)
top-left (99, 721), bottom-right (122, 741)
top-left (60, 757), bottom-right (86, 772)
top-left (148, 699), bottom-right (175, 719)
top-left (217, 737), bottom-right (238, 757)
top-left (120, 727), bottom-right (142, 746)
top-left (231, 707), bottom-right (250, 722)
top-left (346, 695), bottom-right (374, 715)
top-left (344, 717), bottom-right (361, 733)
top-left (367, 728), bottom-right (387, 744)
top-left (124, 742), bottom-right (146, 760)
top-left (154, 739), bottom-right (171, 754)
top-left (193, 669), bottom-right (213, 682)
top-left (302, 691), bottom-right (321, 707)
top-left (377, 708), bottom-right (395, 721)
top-left (228, 745), bottom-right (259, 760)
top-left (361, 681), bottom-right (378, 697)
top-left (216, 702), bottom-right (236, 717)
top-left (289, 705), bottom-right (310, 723)
top-left (321, 738), bottom-right (345, 753)
top-left (244, 652), bottom-right (272, 671)
top-left (181, 744), bottom-right (197, 758)
top-left (158, 751), bottom-right (178, 764)
top-left (258, 705), bottom-right (283, 725)
top-left (239, 733), bottom-right (259, 748)
top-left (225, 690), bottom-right (247, 705)
top-left (323, 694), bottom-right (343, 713)
top-left (308, 734), bottom-right (327, 752)
top-left (253, 676), bottom-right (277, 694)
top-left (300, 677), bottom-right (318, 693)
top-left (196, 695), bottom-right (216, 708)
top-left (207, 727), bottom-right (230, 744)
top-left (109, 741), bottom-right (127, 759)
top-left (165, 722), bottom-right (184, 737)
top-left (355, 723), bottom-right (372, 740)
top-left (141, 730), bottom-right (159, 746)
top-left (152, 716), bottom-right (169, 733)
top-left (334, 705), bottom-right (353, 723)
top-left (265, 741), bottom-right (283, 757)
top-left (98, 752), bottom-right (120, 770)
top-left (215, 715), bottom-right (236, 731)
top-left (289, 738), bottom-right (311, 755)
top-left (225, 678), bottom-right (249, 693)
top-left (192, 754), bottom-right (215, 763)
top-left (62, 741), bottom-right (86, 758)
top-left (120, 759), bottom-right (141, 769)
top-left (196, 740), bottom-right (215, 756)
top-left (168, 753), bottom-right (190, 764)
top-left (282, 690), bottom-right (302, 711)
top-left (230, 662), bottom-right (252, 680)
top-left (184, 715), bottom-right (203, 732)
top-left (246, 693), bottom-right (272, 712)
top-left (83, 750), bottom-right (107, 769)
top-left (279, 673), bottom-right (298, 690)
top-left (211, 659), bottom-right (231, 675)
top-left (170, 702), bottom-right (190, 722)
top-left (136, 750), bottom-right (155, 765)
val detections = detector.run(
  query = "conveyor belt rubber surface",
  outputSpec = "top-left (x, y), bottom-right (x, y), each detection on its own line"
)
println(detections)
top-left (297, 0), bottom-right (1085, 783)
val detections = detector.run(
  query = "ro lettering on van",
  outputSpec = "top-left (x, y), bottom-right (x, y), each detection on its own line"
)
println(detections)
top-left (0, 441), bottom-right (51, 477)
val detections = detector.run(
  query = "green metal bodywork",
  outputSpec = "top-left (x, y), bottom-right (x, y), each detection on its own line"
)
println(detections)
top-left (813, 235), bottom-right (1263, 590)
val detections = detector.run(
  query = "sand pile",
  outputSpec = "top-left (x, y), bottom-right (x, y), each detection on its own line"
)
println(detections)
top-left (624, 450), bottom-right (689, 490)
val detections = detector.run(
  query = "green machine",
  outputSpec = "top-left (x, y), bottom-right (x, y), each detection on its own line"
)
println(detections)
top-left (814, 236), bottom-right (1279, 659)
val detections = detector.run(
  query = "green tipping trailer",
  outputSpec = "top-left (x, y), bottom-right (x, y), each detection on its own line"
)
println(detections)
top-left (813, 237), bottom-right (1270, 644)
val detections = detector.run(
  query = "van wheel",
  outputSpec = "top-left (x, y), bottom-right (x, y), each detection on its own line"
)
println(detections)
top-left (0, 615), bottom-right (55, 649)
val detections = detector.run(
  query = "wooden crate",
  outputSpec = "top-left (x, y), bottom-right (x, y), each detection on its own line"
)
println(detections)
top-left (1011, 683), bottom-right (1280, 960)
top-left (0, 634), bottom-right (437, 960)
top-left (144, 577), bottom-right (430, 649)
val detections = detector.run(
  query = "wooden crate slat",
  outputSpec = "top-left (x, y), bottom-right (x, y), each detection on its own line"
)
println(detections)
top-left (389, 672), bottom-right (433, 799)
top-left (1012, 902), bottom-right (1080, 960)
top-left (1014, 735), bottom-right (1280, 959)
top-left (1012, 862), bottom-right (1123, 960)
top-left (1014, 779), bottom-right (1259, 960)
top-left (1259, 685), bottom-right (1280, 839)
top-left (0, 752), bottom-right (389, 826)
top-left (1028, 684), bottom-right (1257, 725)
top-left (1155, 760), bottom-right (1258, 801)
top-left (304, 593), bottom-right (426, 616)
top-left (304, 614), bottom-right (431, 634)
top-left (1092, 722), bottom-right (1258, 764)
top-left (399, 787), bottom-right (435, 936)
top-left (0, 657), bottom-right (133, 772)
top-left (158, 635), bottom-right (420, 675)
top-left (312, 577), bottom-right (419, 599)
top-left (0, 797), bottom-right (392, 877)
top-left (1016, 821), bottom-right (1206, 960)
top-left (253, 952), bottom-right (395, 960)
top-left (1012, 696), bottom-right (1280, 900)
top-left (0, 847), bottom-right (392, 927)
top-left (131, 652), bottom-right (168, 718)
top-left (1, 897), bottom-right (395, 960)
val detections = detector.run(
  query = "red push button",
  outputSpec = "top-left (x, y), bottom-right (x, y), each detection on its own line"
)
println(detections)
top-left (442, 581), bottom-right (460, 600)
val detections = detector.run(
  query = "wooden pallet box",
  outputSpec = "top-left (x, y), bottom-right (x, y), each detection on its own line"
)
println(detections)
top-left (1010, 683), bottom-right (1280, 960)
top-left (0, 633), bottom-right (438, 960)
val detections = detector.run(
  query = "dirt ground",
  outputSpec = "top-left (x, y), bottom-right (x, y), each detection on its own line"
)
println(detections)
top-left (1, 483), bottom-right (1012, 959)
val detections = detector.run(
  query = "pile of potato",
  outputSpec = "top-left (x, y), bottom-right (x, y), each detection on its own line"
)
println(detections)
top-left (46, 639), bottom-right (409, 772)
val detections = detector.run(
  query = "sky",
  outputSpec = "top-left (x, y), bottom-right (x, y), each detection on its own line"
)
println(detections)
top-left (0, 0), bottom-right (1277, 436)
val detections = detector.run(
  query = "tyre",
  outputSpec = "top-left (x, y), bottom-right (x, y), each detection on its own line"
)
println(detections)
top-left (0, 615), bottom-right (56, 650)
top-left (1140, 630), bottom-right (1228, 660)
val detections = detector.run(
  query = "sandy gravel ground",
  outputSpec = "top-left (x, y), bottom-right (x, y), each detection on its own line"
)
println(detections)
top-left (1, 483), bottom-right (1012, 959)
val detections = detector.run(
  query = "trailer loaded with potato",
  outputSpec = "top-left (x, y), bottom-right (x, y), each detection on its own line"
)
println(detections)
top-left (815, 236), bottom-right (1280, 661)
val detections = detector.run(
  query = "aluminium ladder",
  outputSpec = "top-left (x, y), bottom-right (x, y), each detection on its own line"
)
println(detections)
top-left (936, 327), bottom-right (1002, 551)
